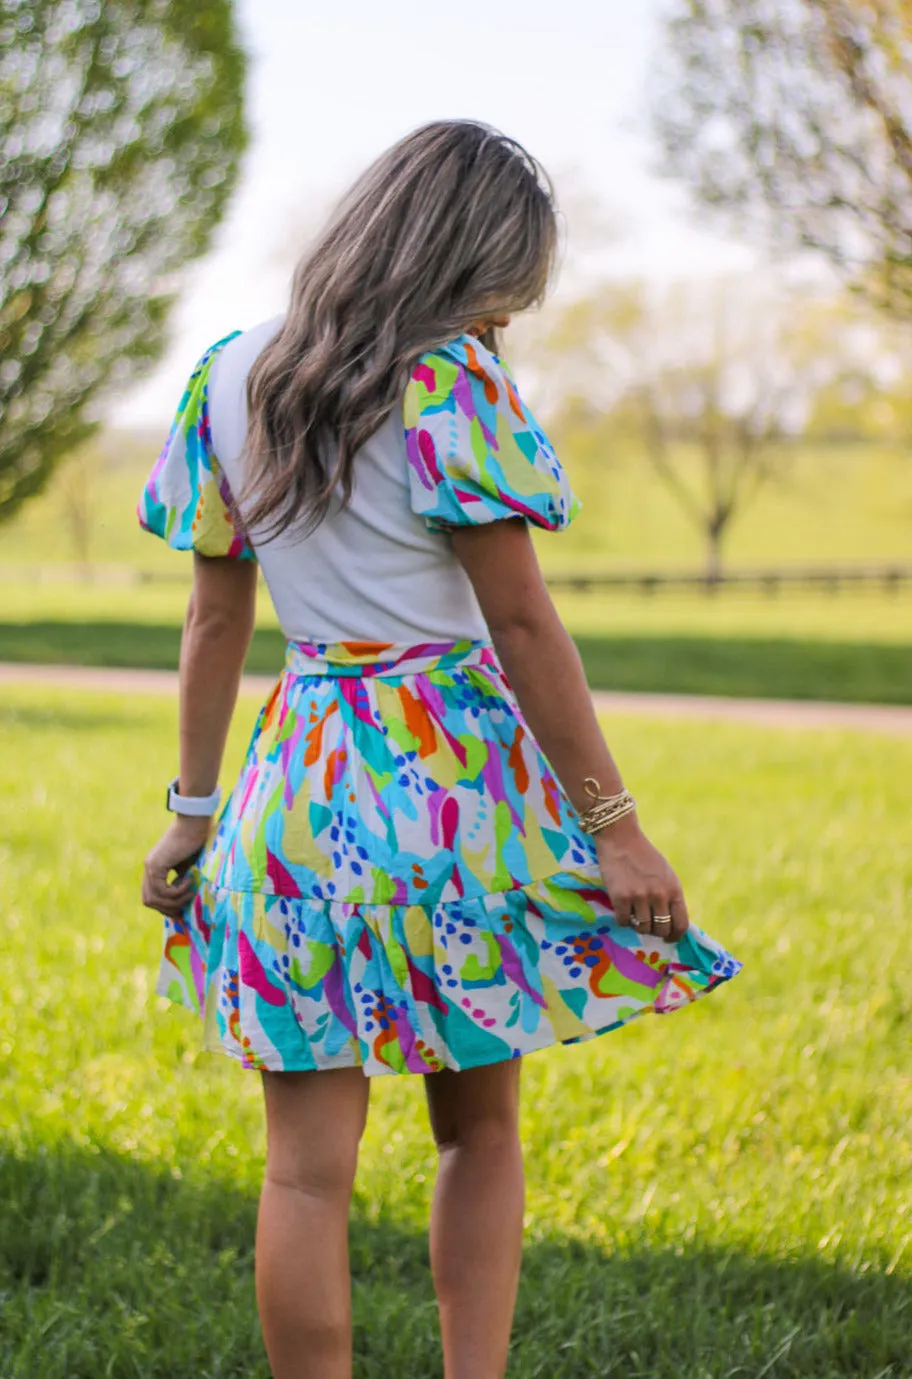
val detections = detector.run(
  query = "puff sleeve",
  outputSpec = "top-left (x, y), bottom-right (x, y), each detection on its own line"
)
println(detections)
top-left (403, 335), bottom-right (580, 533)
top-left (137, 331), bottom-right (257, 560)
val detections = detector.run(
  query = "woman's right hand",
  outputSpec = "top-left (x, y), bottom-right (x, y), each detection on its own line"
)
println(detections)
top-left (594, 814), bottom-right (690, 942)
top-left (141, 816), bottom-right (210, 920)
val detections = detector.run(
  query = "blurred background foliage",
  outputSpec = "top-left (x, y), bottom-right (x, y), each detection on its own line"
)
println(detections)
top-left (654, 0), bottom-right (912, 313)
top-left (0, 0), bottom-right (909, 703)
top-left (0, 0), bottom-right (247, 523)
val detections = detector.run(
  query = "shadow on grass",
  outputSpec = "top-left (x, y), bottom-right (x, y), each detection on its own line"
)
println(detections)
top-left (0, 1139), bottom-right (907, 1379)
top-left (1, 621), bottom-right (910, 705)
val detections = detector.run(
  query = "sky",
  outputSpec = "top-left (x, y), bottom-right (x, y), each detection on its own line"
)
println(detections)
top-left (118, 0), bottom-right (751, 426)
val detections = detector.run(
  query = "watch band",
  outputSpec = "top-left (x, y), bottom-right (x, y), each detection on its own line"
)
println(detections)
top-left (166, 776), bottom-right (222, 817)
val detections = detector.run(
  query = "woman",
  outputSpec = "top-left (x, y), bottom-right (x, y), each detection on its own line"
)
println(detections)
top-left (139, 119), bottom-right (740, 1379)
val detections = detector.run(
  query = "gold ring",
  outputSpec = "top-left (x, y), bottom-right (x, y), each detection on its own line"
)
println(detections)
top-left (653, 915), bottom-right (672, 924)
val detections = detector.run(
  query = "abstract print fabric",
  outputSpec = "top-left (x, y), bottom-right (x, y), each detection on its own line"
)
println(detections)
top-left (159, 640), bottom-right (742, 1076)
top-left (404, 334), bottom-right (581, 532)
top-left (136, 330), bottom-right (257, 561)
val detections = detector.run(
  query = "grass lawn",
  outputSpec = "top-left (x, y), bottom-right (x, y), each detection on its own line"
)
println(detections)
top-left (1, 580), bottom-right (910, 704)
top-left (0, 686), bottom-right (909, 1377)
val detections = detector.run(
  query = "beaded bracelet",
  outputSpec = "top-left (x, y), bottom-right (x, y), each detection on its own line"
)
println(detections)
top-left (577, 778), bottom-right (637, 835)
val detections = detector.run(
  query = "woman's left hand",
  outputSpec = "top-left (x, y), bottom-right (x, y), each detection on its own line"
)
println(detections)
top-left (595, 813), bottom-right (690, 942)
top-left (141, 816), bottom-right (212, 918)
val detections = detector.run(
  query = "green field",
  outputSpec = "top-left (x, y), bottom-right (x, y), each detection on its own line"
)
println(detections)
top-left (1, 578), bottom-right (909, 704)
top-left (1, 435), bottom-right (910, 703)
top-left (1, 686), bottom-right (909, 1377)
top-left (3, 431), bottom-right (912, 573)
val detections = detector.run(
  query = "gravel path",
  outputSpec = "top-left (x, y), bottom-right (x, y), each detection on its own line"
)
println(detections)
top-left (1, 660), bottom-right (910, 734)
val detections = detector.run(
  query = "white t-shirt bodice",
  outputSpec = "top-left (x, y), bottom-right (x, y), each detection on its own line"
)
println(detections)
top-left (209, 318), bottom-right (487, 644)
top-left (138, 318), bottom-right (578, 648)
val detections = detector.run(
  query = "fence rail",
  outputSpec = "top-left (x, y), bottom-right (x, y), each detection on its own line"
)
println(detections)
top-left (545, 564), bottom-right (912, 596)
top-left (1, 562), bottom-right (910, 595)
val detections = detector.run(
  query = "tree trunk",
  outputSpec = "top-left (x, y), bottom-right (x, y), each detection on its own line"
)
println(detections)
top-left (704, 523), bottom-right (725, 587)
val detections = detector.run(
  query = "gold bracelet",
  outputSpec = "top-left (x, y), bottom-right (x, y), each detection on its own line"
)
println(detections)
top-left (578, 778), bottom-right (637, 835)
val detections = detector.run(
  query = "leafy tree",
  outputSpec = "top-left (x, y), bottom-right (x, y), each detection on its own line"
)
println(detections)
top-left (532, 277), bottom-right (866, 576)
top-left (0, 0), bottom-right (247, 523)
top-left (654, 0), bottom-right (912, 313)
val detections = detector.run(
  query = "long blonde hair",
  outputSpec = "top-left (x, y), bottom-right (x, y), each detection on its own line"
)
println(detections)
top-left (238, 120), bottom-right (558, 540)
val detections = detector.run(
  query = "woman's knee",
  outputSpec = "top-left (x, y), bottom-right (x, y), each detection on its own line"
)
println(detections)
top-left (426, 1061), bottom-right (522, 1154)
top-left (262, 1067), bottom-right (369, 1196)
top-left (434, 1115), bottom-right (521, 1159)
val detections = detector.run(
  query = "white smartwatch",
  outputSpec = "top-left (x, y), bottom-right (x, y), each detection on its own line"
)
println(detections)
top-left (166, 776), bottom-right (222, 817)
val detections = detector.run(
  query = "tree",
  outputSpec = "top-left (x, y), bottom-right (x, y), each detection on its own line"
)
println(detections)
top-left (654, 0), bottom-right (912, 314)
top-left (0, 0), bottom-right (247, 523)
top-left (57, 446), bottom-right (104, 573)
top-left (535, 277), bottom-right (867, 576)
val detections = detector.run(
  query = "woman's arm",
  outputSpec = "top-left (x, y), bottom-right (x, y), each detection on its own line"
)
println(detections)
top-left (141, 553), bottom-right (258, 918)
top-left (451, 519), bottom-right (690, 940)
top-left (177, 554), bottom-right (259, 796)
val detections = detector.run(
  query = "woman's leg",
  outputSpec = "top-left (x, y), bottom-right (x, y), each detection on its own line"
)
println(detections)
top-left (256, 1066), bottom-right (370, 1379)
top-left (425, 1059), bottom-right (524, 1379)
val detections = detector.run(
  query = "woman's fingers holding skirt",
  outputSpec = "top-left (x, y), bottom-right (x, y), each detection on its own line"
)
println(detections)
top-left (142, 864), bottom-right (195, 917)
top-left (630, 896), bottom-right (653, 936)
top-left (669, 893), bottom-right (690, 941)
top-left (612, 893), bottom-right (632, 927)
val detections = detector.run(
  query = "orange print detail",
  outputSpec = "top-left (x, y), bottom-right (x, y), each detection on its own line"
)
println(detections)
top-left (542, 773), bottom-right (561, 826)
top-left (342, 641), bottom-right (395, 658)
top-left (303, 701), bottom-right (339, 766)
top-left (373, 1024), bottom-right (400, 1063)
top-left (503, 374), bottom-right (526, 422)
top-left (164, 932), bottom-right (190, 963)
top-left (508, 725), bottom-right (529, 794)
top-left (417, 1039), bottom-right (444, 1071)
top-left (261, 679), bottom-right (283, 732)
top-left (463, 339), bottom-right (499, 405)
top-left (324, 746), bottom-right (343, 801)
top-left (397, 684), bottom-right (437, 757)
top-left (636, 950), bottom-right (662, 968)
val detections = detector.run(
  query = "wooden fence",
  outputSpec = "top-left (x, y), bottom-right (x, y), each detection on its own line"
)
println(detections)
top-left (544, 564), bottom-right (912, 596)
top-left (1, 562), bottom-right (910, 595)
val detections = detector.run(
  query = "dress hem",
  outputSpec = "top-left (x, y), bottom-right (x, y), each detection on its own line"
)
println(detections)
top-left (158, 963), bottom-right (740, 1077)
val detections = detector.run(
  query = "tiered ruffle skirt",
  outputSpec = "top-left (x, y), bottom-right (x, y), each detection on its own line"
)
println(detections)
top-left (158, 639), bottom-right (741, 1074)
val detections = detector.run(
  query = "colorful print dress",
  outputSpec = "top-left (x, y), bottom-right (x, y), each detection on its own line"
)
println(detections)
top-left (138, 332), bottom-right (741, 1076)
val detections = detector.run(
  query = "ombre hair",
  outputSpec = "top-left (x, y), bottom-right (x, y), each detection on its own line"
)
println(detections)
top-left (238, 119), bottom-right (558, 540)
